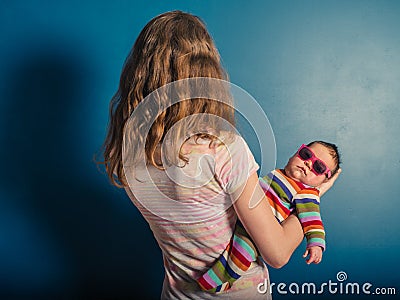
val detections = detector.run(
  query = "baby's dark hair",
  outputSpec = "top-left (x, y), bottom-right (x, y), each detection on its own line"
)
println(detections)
top-left (307, 141), bottom-right (341, 177)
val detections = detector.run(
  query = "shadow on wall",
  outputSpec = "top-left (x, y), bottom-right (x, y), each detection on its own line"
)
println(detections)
top-left (0, 41), bottom-right (162, 300)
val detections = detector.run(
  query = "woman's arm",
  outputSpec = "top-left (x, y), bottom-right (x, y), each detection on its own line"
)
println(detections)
top-left (232, 172), bottom-right (303, 268)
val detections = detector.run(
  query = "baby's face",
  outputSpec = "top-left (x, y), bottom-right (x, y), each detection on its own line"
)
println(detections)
top-left (284, 143), bottom-right (337, 187)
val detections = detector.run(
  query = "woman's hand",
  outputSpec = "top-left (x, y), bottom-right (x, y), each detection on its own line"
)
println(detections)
top-left (319, 168), bottom-right (342, 196)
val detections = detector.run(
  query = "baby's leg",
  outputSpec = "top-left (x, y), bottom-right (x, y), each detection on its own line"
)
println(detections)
top-left (197, 221), bottom-right (258, 293)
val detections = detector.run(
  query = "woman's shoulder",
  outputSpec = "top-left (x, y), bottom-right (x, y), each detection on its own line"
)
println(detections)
top-left (214, 132), bottom-right (251, 153)
top-left (182, 132), bottom-right (246, 155)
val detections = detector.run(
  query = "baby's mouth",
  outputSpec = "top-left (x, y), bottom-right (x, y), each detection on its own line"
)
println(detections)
top-left (298, 166), bottom-right (307, 175)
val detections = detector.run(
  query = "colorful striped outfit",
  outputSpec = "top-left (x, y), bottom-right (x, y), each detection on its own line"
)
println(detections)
top-left (197, 168), bottom-right (325, 293)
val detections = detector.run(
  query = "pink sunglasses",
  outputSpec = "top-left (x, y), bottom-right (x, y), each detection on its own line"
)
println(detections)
top-left (297, 144), bottom-right (332, 178)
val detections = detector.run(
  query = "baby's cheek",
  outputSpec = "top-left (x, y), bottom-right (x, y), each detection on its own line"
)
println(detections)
top-left (305, 176), bottom-right (325, 187)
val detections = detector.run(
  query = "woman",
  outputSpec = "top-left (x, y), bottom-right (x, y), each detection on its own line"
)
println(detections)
top-left (100, 10), bottom-right (338, 299)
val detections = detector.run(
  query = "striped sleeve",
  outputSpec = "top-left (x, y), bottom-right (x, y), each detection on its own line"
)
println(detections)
top-left (293, 189), bottom-right (326, 251)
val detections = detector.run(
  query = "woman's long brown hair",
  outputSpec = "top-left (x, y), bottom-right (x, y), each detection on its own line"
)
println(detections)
top-left (99, 11), bottom-right (235, 187)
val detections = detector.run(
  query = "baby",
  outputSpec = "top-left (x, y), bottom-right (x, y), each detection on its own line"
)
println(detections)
top-left (197, 141), bottom-right (341, 293)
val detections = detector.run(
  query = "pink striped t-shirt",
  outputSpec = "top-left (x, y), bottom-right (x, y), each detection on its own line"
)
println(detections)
top-left (124, 134), bottom-right (271, 299)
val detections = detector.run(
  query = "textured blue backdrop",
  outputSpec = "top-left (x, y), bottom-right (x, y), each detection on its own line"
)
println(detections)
top-left (1, 1), bottom-right (399, 299)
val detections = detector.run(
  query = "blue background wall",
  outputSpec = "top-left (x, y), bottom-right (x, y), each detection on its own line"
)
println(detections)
top-left (1, 1), bottom-right (399, 299)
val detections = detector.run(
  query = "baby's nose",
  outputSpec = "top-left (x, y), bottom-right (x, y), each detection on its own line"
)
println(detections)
top-left (304, 160), bottom-right (313, 170)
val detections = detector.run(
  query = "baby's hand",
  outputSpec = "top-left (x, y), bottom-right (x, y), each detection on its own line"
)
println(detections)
top-left (303, 246), bottom-right (323, 265)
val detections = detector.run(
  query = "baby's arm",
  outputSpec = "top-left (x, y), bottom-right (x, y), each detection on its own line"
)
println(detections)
top-left (293, 190), bottom-right (326, 253)
top-left (303, 246), bottom-right (323, 264)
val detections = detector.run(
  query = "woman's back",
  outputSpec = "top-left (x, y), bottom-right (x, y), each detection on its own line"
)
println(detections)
top-left (125, 135), bottom-right (270, 299)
